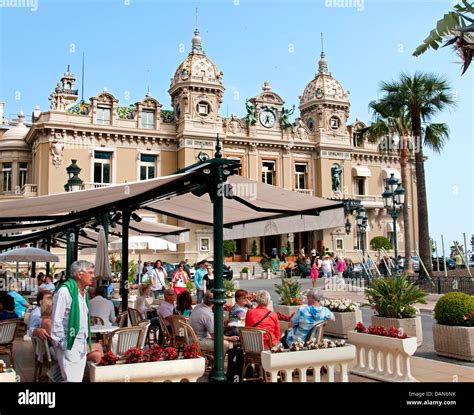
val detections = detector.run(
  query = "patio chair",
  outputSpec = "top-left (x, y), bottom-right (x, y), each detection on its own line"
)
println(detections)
top-left (0, 319), bottom-right (20, 368)
top-left (179, 322), bottom-right (214, 372)
top-left (137, 320), bottom-right (151, 350)
top-left (32, 336), bottom-right (52, 382)
top-left (106, 326), bottom-right (144, 356)
top-left (305, 320), bottom-right (327, 343)
top-left (90, 316), bottom-right (105, 326)
top-left (156, 313), bottom-right (173, 347)
top-left (116, 312), bottom-right (128, 328)
top-left (169, 315), bottom-right (189, 352)
top-left (127, 308), bottom-right (142, 327)
top-left (238, 327), bottom-right (273, 382)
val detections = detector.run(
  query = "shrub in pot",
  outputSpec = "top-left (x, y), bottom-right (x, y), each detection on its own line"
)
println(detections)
top-left (322, 298), bottom-right (362, 338)
top-left (432, 292), bottom-right (474, 361)
top-left (274, 278), bottom-right (304, 315)
top-left (240, 267), bottom-right (249, 280)
top-left (365, 274), bottom-right (427, 346)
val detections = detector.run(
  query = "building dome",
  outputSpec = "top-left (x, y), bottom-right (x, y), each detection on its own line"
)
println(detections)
top-left (0, 112), bottom-right (30, 150)
top-left (299, 52), bottom-right (349, 109)
top-left (169, 29), bottom-right (224, 93)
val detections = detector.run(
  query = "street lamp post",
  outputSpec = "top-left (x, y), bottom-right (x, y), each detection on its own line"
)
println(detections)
top-left (382, 173), bottom-right (405, 275)
top-left (64, 160), bottom-right (83, 276)
top-left (356, 207), bottom-right (368, 259)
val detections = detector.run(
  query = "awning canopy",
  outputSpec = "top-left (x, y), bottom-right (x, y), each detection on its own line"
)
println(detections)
top-left (382, 168), bottom-right (401, 181)
top-left (352, 166), bottom-right (372, 177)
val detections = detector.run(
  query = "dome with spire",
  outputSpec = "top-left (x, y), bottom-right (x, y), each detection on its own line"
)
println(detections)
top-left (0, 112), bottom-right (30, 150)
top-left (299, 51), bottom-right (349, 109)
top-left (169, 29), bottom-right (224, 94)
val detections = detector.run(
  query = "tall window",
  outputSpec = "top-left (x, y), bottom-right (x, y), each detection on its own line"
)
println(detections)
top-left (141, 110), bottom-right (154, 129)
top-left (227, 157), bottom-right (242, 176)
top-left (262, 160), bottom-right (276, 185)
top-left (97, 107), bottom-right (111, 125)
top-left (2, 163), bottom-right (11, 192)
top-left (19, 163), bottom-right (28, 188)
top-left (140, 154), bottom-right (156, 180)
top-left (94, 151), bottom-right (112, 184)
top-left (355, 177), bottom-right (366, 195)
top-left (353, 132), bottom-right (362, 147)
top-left (295, 163), bottom-right (308, 190)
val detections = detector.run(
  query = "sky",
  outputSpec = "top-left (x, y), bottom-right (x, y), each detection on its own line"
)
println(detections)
top-left (0, 0), bottom-right (472, 253)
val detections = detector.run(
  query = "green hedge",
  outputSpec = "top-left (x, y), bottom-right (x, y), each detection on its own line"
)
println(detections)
top-left (434, 292), bottom-right (474, 326)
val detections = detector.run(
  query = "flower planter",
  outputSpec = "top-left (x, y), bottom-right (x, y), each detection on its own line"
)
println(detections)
top-left (261, 345), bottom-right (356, 382)
top-left (224, 256), bottom-right (233, 262)
top-left (0, 362), bottom-right (17, 382)
top-left (249, 256), bottom-right (261, 262)
top-left (274, 304), bottom-right (300, 316)
top-left (240, 272), bottom-right (248, 280)
top-left (261, 271), bottom-right (269, 279)
top-left (325, 310), bottom-right (362, 339)
top-left (347, 331), bottom-right (418, 382)
top-left (371, 315), bottom-right (423, 347)
top-left (88, 357), bottom-right (206, 382)
top-left (432, 323), bottom-right (474, 362)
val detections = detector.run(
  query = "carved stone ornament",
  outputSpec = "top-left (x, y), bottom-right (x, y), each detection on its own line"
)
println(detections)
top-left (228, 113), bottom-right (242, 134)
top-left (51, 137), bottom-right (65, 167)
top-left (293, 118), bottom-right (307, 140)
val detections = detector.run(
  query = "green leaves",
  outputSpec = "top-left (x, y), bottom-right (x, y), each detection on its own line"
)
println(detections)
top-left (274, 278), bottom-right (303, 306)
top-left (365, 275), bottom-right (428, 319)
top-left (434, 292), bottom-right (474, 326)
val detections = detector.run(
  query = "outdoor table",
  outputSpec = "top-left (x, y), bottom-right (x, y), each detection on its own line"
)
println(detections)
top-left (90, 325), bottom-right (118, 346)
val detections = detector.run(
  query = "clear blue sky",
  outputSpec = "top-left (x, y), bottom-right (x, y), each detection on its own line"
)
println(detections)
top-left (0, 0), bottom-right (472, 252)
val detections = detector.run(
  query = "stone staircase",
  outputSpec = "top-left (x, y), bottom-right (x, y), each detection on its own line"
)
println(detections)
top-left (226, 261), bottom-right (263, 278)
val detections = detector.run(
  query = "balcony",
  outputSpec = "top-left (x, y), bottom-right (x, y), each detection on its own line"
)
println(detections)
top-left (294, 189), bottom-right (313, 196)
top-left (83, 182), bottom-right (112, 190)
top-left (352, 194), bottom-right (384, 208)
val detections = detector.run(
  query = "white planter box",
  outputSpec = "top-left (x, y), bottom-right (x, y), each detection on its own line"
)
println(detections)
top-left (0, 361), bottom-right (17, 382)
top-left (325, 310), bottom-right (362, 339)
top-left (433, 324), bottom-right (474, 362)
top-left (347, 331), bottom-right (418, 382)
top-left (240, 273), bottom-right (248, 280)
top-left (261, 346), bottom-right (356, 382)
top-left (371, 315), bottom-right (423, 347)
top-left (274, 304), bottom-right (300, 316)
top-left (88, 357), bottom-right (205, 382)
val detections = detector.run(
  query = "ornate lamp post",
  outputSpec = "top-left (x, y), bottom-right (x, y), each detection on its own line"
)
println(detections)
top-left (382, 173), bottom-right (405, 275)
top-left (345, 218), bottom-right (352, 235)
top-left (356, 207), bottom-right (368, 259)
top-left (64, 160), bottom-right (83, 276)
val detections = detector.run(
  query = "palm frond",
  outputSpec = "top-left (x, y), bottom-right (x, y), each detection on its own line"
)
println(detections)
top-left (424, 123), bottom-right (450, 153)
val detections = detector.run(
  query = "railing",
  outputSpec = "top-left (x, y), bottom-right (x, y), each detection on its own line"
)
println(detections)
top-left (408, 276), bottom-right (474, 295)
top-left (294, 189), bottom-right (313, 196)
top-left (352, 195), bottom-right (384, 204)
top-left (20, 184), bottom-right (37, 196)
top-left (83, 182), bottom-right (112, 190)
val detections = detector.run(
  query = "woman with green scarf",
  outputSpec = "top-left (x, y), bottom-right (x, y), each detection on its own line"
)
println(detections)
top-left (51, 260), bottom-right (95, 382)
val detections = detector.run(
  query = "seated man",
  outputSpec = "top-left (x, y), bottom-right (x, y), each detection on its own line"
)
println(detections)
top-left (0, 294), bottom-right (19, 321)
top-left (189, 291), bottom-right (238, 353)
top-left (39, 275), bottom-right (56, 295)
top-left (157, 289), bottom-right (176, 344)
top-left (285, 291), bottom-right (334, 348)
top-left (89, 286), bottom-right (116, 327)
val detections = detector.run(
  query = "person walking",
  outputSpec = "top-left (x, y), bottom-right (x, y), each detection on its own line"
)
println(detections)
top-left (310, 261), bottom-right (319, 289)
top-left (150, 260), bottom-right (167, 299)
top-left (51, 260), bottom-right (95, 382)
top-left (171, 263), bottom-right (189, 296)
top-left (321, 255), bottom-right (333, 279)
top-left (280, 245), bottom-right (287, 263)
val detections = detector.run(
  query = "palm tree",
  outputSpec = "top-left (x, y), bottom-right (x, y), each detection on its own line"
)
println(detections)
top-left (360, 107), bottom-right (413, 273)
top-left (363, 73), bottom-right (455, 276)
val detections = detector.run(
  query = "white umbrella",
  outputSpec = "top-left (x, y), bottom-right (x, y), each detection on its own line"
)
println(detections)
top-left (0, 247), bottom-right (60, 262)
top-left (109, 235), bottom-right (177, 252)
top-left (95, 227), bottom-right (112, 280)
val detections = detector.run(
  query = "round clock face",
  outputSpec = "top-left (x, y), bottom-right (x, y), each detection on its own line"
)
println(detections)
top-left (329, 116), bottom-right (341, 131)
top-left (259, 109), bottom-right (276, 128)
top-left (307, 117), bottom-right (315, 132)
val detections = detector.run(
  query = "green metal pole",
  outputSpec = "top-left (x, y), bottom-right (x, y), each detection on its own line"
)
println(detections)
top-left (393, 210), bottom-right (399, 275)
top-left (121, 208), bottom-right (130, 312)
top-left (66, 229), bottom-right (74, 277)
top-left (210, 135), bottom-right (227, 383)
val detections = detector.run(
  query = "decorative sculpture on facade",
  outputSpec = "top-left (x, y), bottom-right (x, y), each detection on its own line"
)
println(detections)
top-left (51, 136), bottom-right (65, 167)
top-left (293, 118), bottom-right (307, 140)
top-left (227, 113), bottom-right (242, 134)
top-left (280, 105), bottom-right (295, 129)
top-left (331, 164), bottom-right (343, 192)
top-left (245, 99), bottom-right (257, 126)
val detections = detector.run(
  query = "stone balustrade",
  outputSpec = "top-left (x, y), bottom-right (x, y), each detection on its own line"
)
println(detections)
top-left (347, 331), bottom-right (418, 382)
top-left (261, 345), bottom-right (356, 382)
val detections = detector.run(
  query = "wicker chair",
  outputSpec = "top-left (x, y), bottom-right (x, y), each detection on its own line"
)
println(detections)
top-left (90, 316), bottom-right (105, 326)
top-left (116, 312), bottom-right (128, 328)
top-left (239, 327), bottom-right (273, 382)
top-left (179, 321), bottom-right (214, 372)
top-left (156, 313), bottom-right (173, 347)
top-left (137, 320), bottom-right (151, 350)
top-left (106, 326), bottom-right (143, 356)
top-left (127, 308), bottom-right (142, 327)
top-left (169, 315), bottom-right (189, 352)
top-left (32, 336), bottom-right (52, 382)
top-left (305, 320), bottom-right (327, 343)
top-left (0, 319), bottom-right (20, 368)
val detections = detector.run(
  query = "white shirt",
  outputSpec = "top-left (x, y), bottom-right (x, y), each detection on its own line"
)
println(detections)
top-left (89, 296), bottom-right (116, 327)
top-left (51, 286), bottom-right (89, 350)
top-left (151, 269), bottom-right (166, 291)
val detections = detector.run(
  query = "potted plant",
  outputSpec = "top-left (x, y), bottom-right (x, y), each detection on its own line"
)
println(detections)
top-left (365, 274), bottom-right (427, 346)
top-left (347, 322), bottom-right (417, 382)
top-left (224, 280), bottom-right (236, 305)
top-left (432, 292), bottom-right (474, 362)
top-left (89, 345), bottom-right (205, 382)
top-left (322, 298), bottom-right (362, 339)
top-left (223, 240), bottom-right (237, 262)
top-left (249, 240), bottom-right (261, 262)
top-left (260, 257), bottom-right (272, 279)
top-left (274, 278), bottom-right (304, 315)
top-left (240, 267), bottom-right (249, 280)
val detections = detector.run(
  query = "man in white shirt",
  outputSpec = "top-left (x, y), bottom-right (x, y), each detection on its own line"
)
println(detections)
top-left (51, 260), bottom-right (95, 382)
top-left (89, 286), bottom-right (116, 327)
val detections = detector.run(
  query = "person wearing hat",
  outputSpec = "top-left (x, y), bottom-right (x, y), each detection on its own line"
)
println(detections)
top-left (321, 255), bottom-right (333, 279)
top-left (283, 291), bottom-right (334, 348)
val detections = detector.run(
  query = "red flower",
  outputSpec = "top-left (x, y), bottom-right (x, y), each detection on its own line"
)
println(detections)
top-left (144, 344), bottom-right (163, 362)
top-left (163, 347), bottom-right (178, 360)
top-left (183, 344), bottom-right (200, 359)
top-left (99, 351), bottom-right (119, 366)
top-left (124, 347), bottom-right (144, 364)
top-left (354, 322), bottom-right (367, 333)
